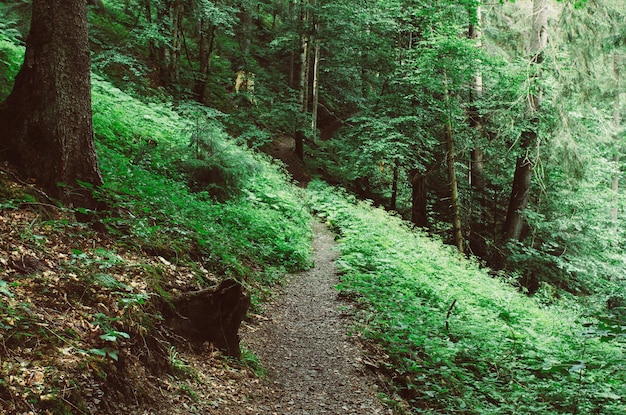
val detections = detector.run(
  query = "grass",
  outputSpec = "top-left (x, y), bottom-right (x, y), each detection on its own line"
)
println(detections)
top-left (306, 180), bottom-right (625, 415)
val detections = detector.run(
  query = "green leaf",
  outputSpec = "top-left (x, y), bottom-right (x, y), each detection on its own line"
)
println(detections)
top-left (99, 331), bottom-right (130, 342)
top-left (0, 280), bottom-right (13, 298)
top-left (88, 348), bottom-right (107, 357)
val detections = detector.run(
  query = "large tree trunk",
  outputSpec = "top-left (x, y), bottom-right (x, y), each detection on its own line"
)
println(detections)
top-left (0, 0), bottom-right (102, 209)
top-left (502, 0), bottom-right (547, 241)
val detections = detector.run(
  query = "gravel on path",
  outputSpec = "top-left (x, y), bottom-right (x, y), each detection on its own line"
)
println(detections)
top-left (241, 220), bottom-right (390, 415)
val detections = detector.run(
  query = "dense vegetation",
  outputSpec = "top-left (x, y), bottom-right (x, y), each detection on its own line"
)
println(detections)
top-left (309, 181), bottom-right (625, 414)
top-left (0, 0), bottom-right (625, 413)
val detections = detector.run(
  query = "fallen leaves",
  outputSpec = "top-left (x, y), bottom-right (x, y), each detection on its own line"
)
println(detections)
top-left (0, 185), bottom-right (251, 414)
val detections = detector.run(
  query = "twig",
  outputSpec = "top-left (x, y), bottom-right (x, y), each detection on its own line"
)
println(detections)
top-left (445, 299), bottom-right (457, 340)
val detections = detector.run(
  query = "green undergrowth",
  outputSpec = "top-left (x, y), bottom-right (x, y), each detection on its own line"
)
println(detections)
top-left (306, 180), bottom-right (625, 415)
top-left (91, 77), bottom-right (312, 295)
top-left (0, 17), bottom-right (23, 101)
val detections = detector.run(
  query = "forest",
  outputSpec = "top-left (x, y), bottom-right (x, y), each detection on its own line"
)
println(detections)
top-left (0, 0), bottom-right (625, 413)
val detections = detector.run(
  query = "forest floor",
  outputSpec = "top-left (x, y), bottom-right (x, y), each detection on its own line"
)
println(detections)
top-left (0, 146), bottom-right (396, 414)
top-left (232, 220), bottom-right (391, 414)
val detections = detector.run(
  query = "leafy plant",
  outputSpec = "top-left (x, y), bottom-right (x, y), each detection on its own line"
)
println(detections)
top-left (307, 180), bottom-right (626, 414)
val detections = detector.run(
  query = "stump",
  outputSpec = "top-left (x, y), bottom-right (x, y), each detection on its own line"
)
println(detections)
top-left (168, 279), bottom-right (250, 357)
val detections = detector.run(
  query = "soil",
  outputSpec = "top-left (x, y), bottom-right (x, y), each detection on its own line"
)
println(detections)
top-left (237, 220), bottom-right (391, 414)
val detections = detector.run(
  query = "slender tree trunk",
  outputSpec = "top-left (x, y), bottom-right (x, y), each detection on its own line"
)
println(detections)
top-left (239, 5), bottom-right (253, 58)
top-left (445, 119), bottom-right (464, 253)
top-left (467, 2), bottom-right (485, 251)
top-left (170, 1), bottom-right (184, 84)
top-left (468, 3), bottom-right (485, 191)
top-left (299, 29), bottom-right (310, 112)
top-left (288, 1), bottom-right (297, 88)
top-left (311, 29), bottom-right (321, 140)
top-left (295, 0), bottom-right (311, 160)
top-left (503, 156), bottom-right (533, 241)
top-left (411, 170), bottom-right (428, 228)
top-left (390, 160), bottom-right (399, 211)
top-left (503, 0), bottom-right (547, 241)
top-left (144, 0), bottom-right (157, 62)
top-left (470, 148), bottom-right (485, 190)
top-left (443, 73), bottom-right (464, 253)
top-left (156, 2), bottom-right (173, 85)
top-left (195, 21), bottom-right (216, 103)
top-left (0, 0), bottom-right (102, 209)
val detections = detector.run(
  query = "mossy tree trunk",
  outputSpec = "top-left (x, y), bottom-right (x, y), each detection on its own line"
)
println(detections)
top-left (0, 0), bottom-right (102, 209)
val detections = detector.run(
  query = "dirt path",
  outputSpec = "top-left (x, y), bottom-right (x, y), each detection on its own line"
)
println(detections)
top-left (240, 220), bottom-right (390, 414)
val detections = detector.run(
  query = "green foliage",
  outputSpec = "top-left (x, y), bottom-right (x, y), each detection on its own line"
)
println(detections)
top-left (307, 180), bottom-right (626, 414)
top-left (91, 77), bottom-right (312, 280)
top-left (0, 13), bottom-right (24, 101)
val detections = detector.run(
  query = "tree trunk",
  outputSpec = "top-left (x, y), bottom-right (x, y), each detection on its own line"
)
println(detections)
top-left (390, 160), bottom-right (399, 211)
top-left (502, 0), bottom-right (547, 241)
top-left (294, 0), bottom-right (311, 160)
top-left (144, 0), bottom-right (157, 62)
top-left (468, 3), bottom-right (485, 191)
top-left (503, 155), bottom-right (533, 241)
top-left (0, 0), bottom-right (102, 209)
top-left (156, 2), bottom-right (173, 85)
top-left (311, 31), bottom-right (321, 140)
top-left (445, 120), bottom-right (464, 253)
top-left (195, 21), bottom-right (216, 103)
top-left (299, 28), bottom-right (310, 112)
top-left (443, 72), bottom-right (464, 253)
top-left (167, 279), bottom-right (250, 357)
top-left (170, 1), bottom-right (184, 84)
top-left (470, 148), bottom-right (485, 190)
top-left (288, 0), bottom-right (297, 88)
top-left (295, 129), bottom-right (305, 160)
top-left (411, 170), bottom-right (428, 228)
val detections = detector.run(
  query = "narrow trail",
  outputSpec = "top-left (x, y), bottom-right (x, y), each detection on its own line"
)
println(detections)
top-left (240, 220), bottom-right (390, 414)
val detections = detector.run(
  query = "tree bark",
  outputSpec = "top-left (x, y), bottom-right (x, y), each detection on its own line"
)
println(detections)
top-left (0, 0), bottom-right (102, 209)
top-left (502, 0), bottom-right (547, 241)
top-left (503, 156), bottom-right (533, 241)
top-left (195, 21), bottom-right (216, 103)
top-left (294, 0), bottom-right (311, 160)
top-left (468, 3), bottom-right (485, 191)
top-left (311, 30), bottom-right (321, 140)
top-left (411, 171), bottom-right (428, 228)
top-left (443, 72), bottom-right (464, 253)
top-left (390, 160), bottom-right (399, 211)
top-left (168, 279), bottom-right (250, 357)
top-left (445, 120), bottom-right (464, 253)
